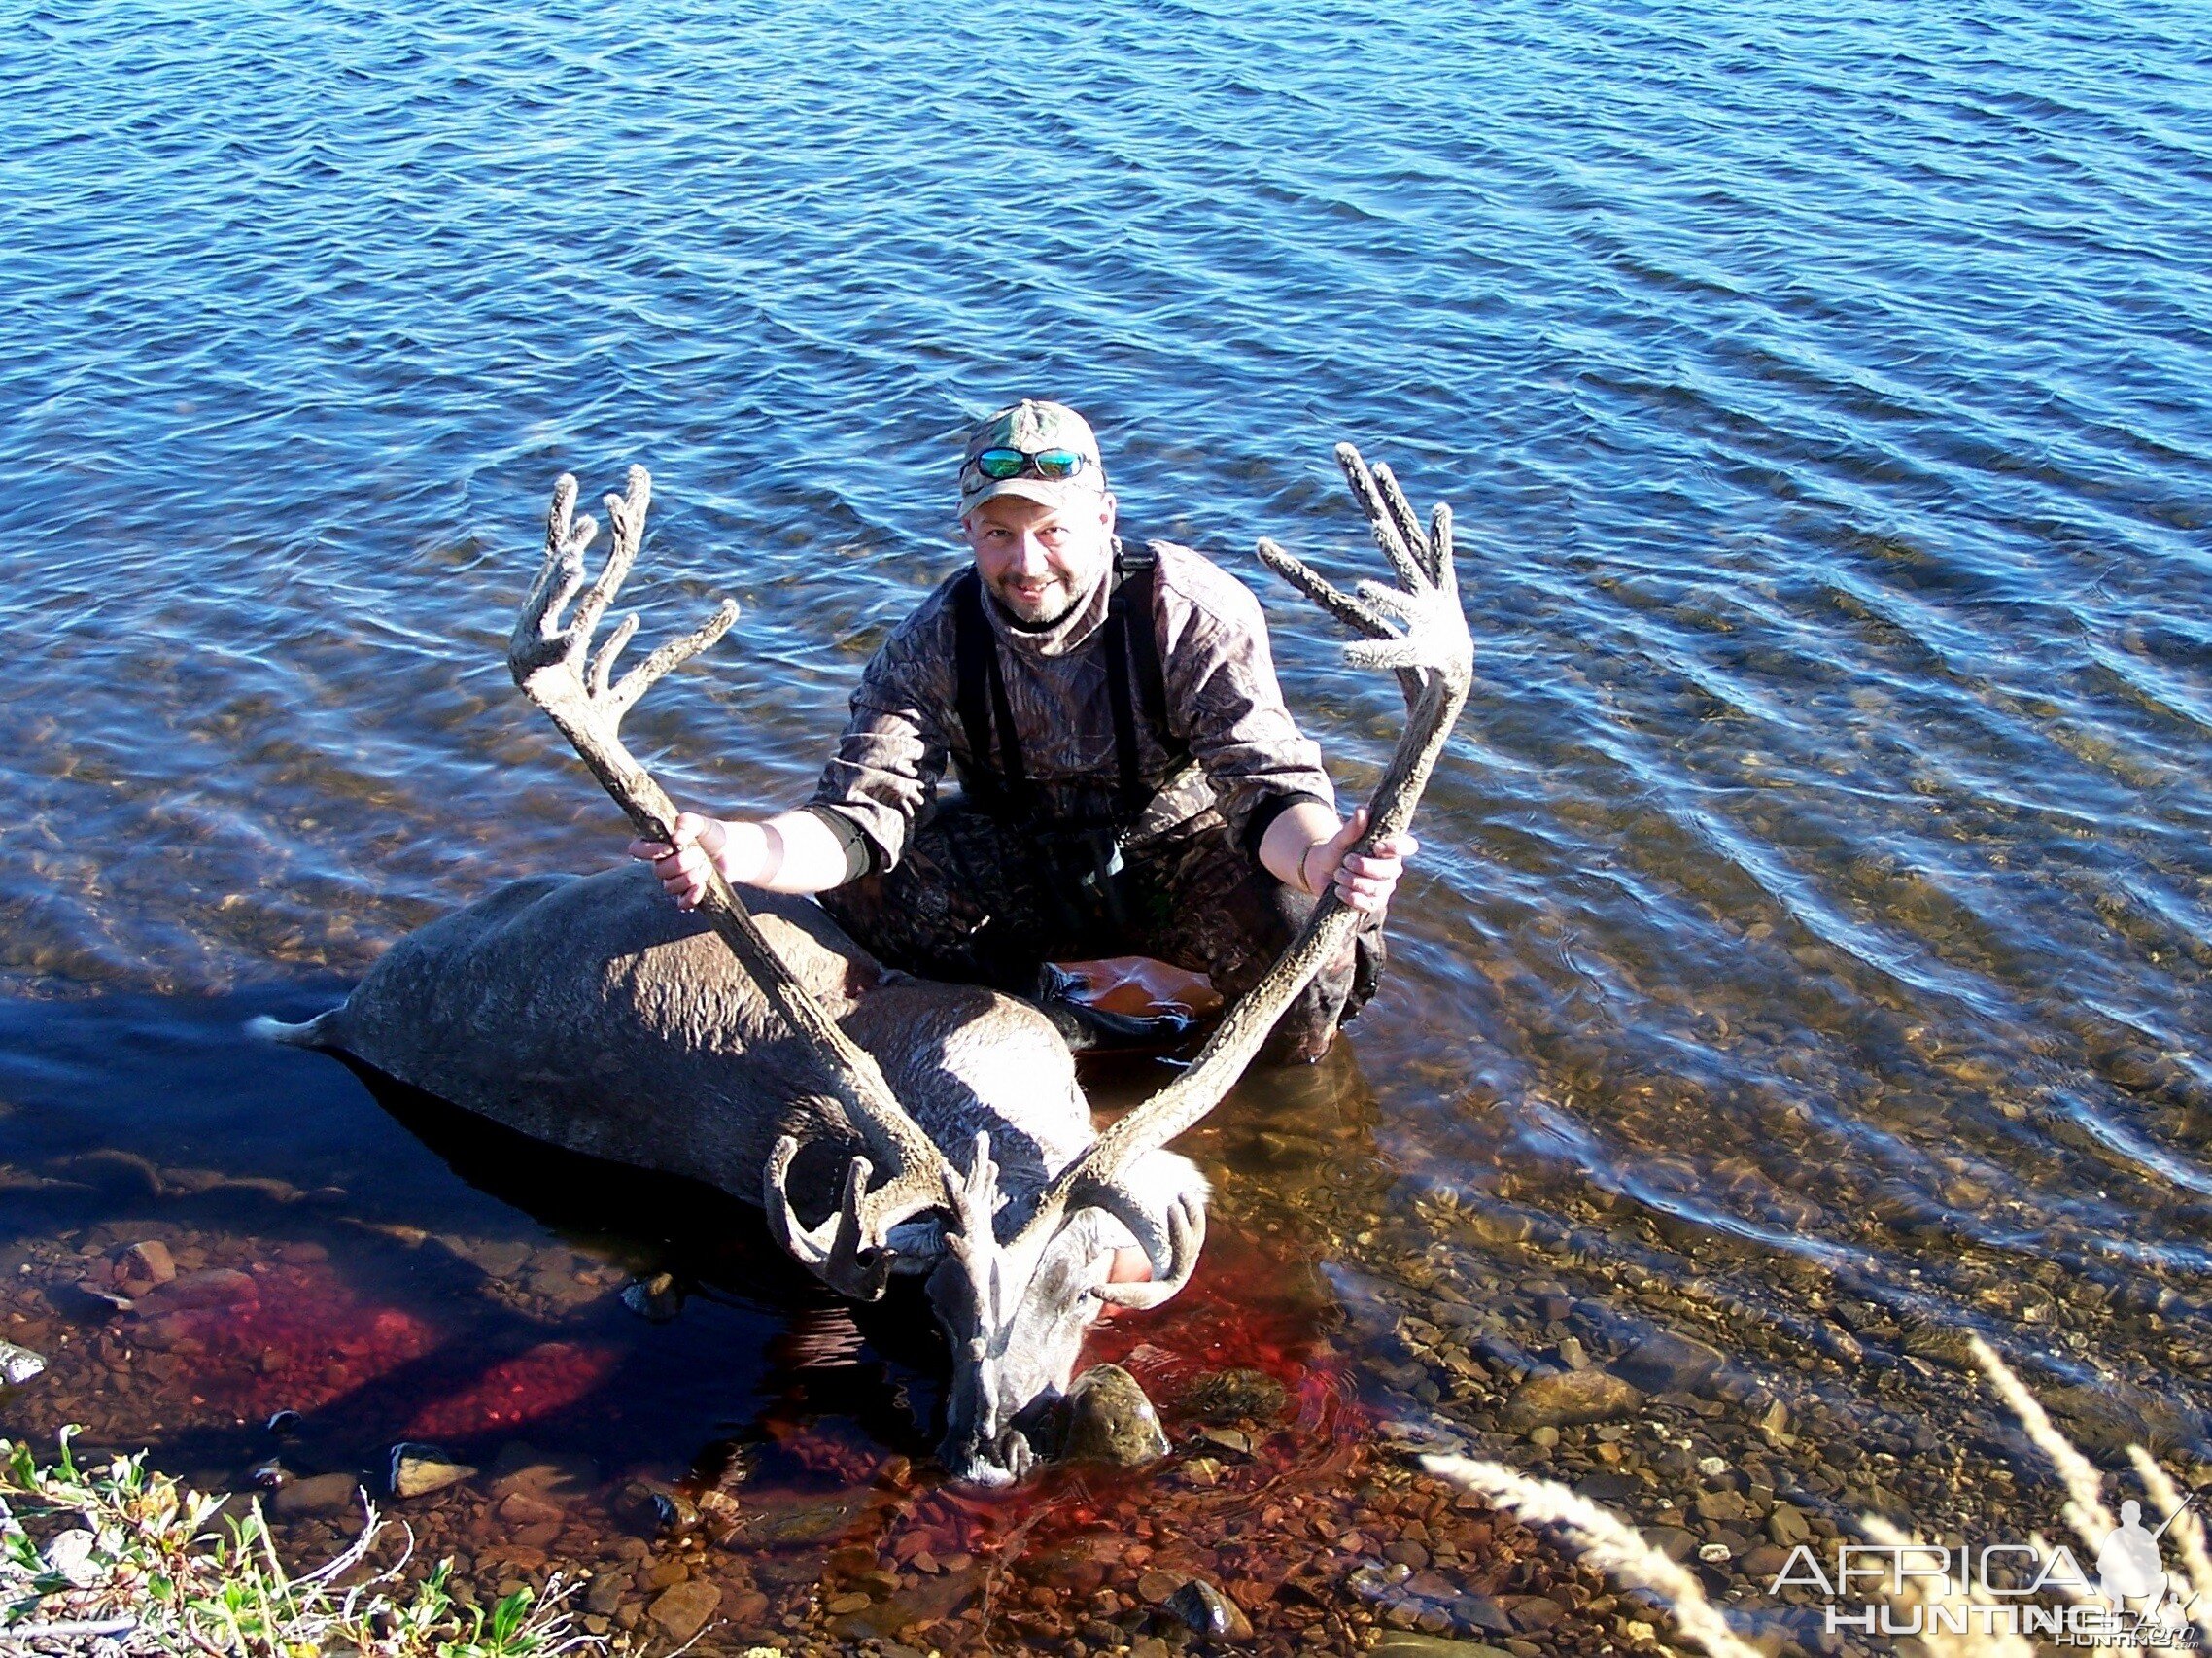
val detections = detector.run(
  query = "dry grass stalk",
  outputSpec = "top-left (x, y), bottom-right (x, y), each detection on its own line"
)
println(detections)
top-left (1857, 1515), bottom-right (2036, 1658)
top-left (1418, 1452), bottom-right (1767, 1658)
top-left (2126, 1446), bottom-right (2212, 1640)
top-left (1966, 1335), bottom-right (2115, 1544)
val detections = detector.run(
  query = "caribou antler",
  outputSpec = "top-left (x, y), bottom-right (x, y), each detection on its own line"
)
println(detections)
top-left (1011, 443), bottom-right (1474, 1295)
top-left (510, 467), bottom-right (958, 1297)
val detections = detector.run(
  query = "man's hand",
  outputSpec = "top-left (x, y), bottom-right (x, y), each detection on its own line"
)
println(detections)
top-left (1298, 807), bottom-right (1418, 915)
top-left (629, 812), bottom-right (746, 910)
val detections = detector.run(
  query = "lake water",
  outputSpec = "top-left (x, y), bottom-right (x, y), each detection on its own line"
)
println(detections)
top-left (3, 0), bottom-right (2210, 1651)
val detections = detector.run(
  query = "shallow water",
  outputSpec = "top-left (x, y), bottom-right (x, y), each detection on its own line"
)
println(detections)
top-left (4, 0), bottom-right (2211, 1650)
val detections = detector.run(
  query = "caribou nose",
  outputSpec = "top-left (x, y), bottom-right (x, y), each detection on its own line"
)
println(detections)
top-left (948, 1449), bottom-right (1019, 1488)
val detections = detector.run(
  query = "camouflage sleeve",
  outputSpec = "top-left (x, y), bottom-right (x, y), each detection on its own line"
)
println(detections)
top-left (805, 587), bottom-right (959, 874)
top-left (1154, 547), bottom-right (1336, 857)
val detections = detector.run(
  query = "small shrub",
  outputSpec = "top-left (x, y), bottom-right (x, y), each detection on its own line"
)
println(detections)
top-left (0, 1428), bottom-right (605, 1656)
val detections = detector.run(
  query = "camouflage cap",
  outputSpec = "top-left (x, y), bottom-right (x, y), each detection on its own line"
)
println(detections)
top-left (958, 398), bottom-right (1110, 518)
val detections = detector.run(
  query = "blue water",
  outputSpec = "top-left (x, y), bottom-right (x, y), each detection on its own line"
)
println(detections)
top-left (5, 0), bottom-right (2212, 1611)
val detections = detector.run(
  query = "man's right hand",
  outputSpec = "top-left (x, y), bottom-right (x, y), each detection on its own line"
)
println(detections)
top-left (630, 812), bottom-right (742, 910)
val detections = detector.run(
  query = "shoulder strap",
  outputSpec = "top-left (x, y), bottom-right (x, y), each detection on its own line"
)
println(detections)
top-left (1118, 544), bottom-right (1181, 755)
top-left (1103, 544), bottom-right (1192, 820)
top-left (952, 569), bottom-right (1028, 814)
top-left (1102, 563), bottom-right (1147, 819)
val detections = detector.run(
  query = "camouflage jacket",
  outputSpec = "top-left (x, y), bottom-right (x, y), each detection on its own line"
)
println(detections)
top-left (809, 539), bottom-right (1334, 873)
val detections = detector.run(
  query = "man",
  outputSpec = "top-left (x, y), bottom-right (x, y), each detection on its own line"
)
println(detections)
top-left (632, 398), bottom-right (1415, 1062)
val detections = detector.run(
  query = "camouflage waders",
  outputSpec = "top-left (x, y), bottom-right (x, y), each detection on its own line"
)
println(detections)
top-left (819, 795), bottom-right (1382, 1063)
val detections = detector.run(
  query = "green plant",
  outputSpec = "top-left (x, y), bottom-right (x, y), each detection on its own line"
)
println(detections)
top-left (0, 1428), bottom-right (605, 1657)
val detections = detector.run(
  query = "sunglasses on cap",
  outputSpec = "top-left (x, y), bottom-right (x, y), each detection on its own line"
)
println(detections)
top-left (964, 446), bottom-right (1092, 483)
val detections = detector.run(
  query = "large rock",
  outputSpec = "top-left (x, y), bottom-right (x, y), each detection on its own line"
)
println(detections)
top-left (1611, 1330), bottom-right (1726, 1395)
top-left (1060, 1364), bottom-right (1168, 1466)
top-left (1501, 1368), bottom-right (1642, 1430)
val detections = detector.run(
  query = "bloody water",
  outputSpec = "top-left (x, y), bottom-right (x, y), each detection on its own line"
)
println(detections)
top-left (2, 986), bottom-right (1493, 1651)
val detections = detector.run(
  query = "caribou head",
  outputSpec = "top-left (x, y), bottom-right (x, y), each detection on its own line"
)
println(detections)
top-left (505, 450), bottom-right (1470, 1484)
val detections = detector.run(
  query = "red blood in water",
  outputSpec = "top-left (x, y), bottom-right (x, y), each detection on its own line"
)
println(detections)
top-left (126, 1260), bottom-right (621, 1441)
top-left (404, 1341), bottom-right (622, 1440)
top-left (727, 1222), bottom-right (1369, 1570)
top-left (1084, 1224), bottom-right (1356, 1435)
top-left (129, 1262), bottom-right (439, 1417)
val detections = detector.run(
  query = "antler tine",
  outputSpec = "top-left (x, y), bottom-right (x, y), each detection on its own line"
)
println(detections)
top-left (608, 599), bottom-right (741, 714)
top-left (588, 614), bottom-right (641, 699)
top-left (764, 1139), bottom-right (911, 1301)
top-left (1095, 1192), bottom-right (1206, 1310)
top-left (1336, 443), bottom-right (1430, 593)
top-left (1256, 537), bottom-right (1396, 639)
top-left (514, 469), bottom-right (962, 1298)
top-left (1369, 461), bottom-right (1435, 583)
top-left (571, 465), bottom-right (648, 644)
top-left (512, 475), bottom-right (595, 669)
top-left (1013, 449), bottom-right (1473, 1268)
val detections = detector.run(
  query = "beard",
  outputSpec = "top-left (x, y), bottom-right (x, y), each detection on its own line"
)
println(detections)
top-left (984, 561), bottom-right (1107, 630)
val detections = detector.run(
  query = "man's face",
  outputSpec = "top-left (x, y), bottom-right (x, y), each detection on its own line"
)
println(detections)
top-left (963, 492), bottom-right (1116, 627)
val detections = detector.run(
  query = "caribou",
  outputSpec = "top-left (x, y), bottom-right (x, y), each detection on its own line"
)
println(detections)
top-left (255, 446), bottom-right (1471, 1485)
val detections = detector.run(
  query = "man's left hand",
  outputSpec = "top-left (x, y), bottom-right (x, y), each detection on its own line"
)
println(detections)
top-left (1302, 807), bottom-right (1418, 915)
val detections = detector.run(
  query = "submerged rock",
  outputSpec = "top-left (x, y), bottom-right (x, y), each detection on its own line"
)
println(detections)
top-left (273, 1471), bottom-right (363, 1516)
top-left (620, 1271), bottom-right (684, 1322)
top-left (114, 1239), bottom-right (176, 1295)
top-left (1501, 1368), bottom-right (1642, 1430)
top-left (0, 1340), bottom-right (46, 1386)
top-left (647, 1580), bottom-right (720, 1643)
top-left (1611, 1330), bottom-right (1726, 1395)
top-left (1060, 1363), bottom-right (1168, 1466)
top-left (1371, 1638), bottom-right (1517, 1658)
top-left (390, 1443), bottom-right (476, 1499)
top-left (487, 1442), bottom-right (599, 1502)
top-left (1183, 1366), bottom-right (1289, 1424)
top-left (1165, 1576), bottom-right (1254, 1640)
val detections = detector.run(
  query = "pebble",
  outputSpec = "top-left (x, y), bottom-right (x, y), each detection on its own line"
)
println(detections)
top-left (43, 1528), bottom-right (99, 1588)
